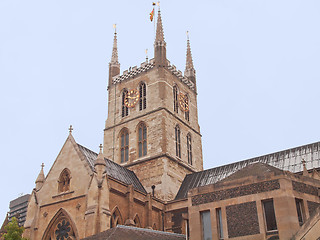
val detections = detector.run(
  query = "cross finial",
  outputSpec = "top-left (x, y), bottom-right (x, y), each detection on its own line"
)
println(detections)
top-left (302, 158), bottom-right (306, 165)
top-left (113, 24), bottom-right (117, 34)
top-left (186, 31), bottom-right (189, 40)
top-left (99, 144), bottom-right (103, 153)
top-left (41, 163), bottom-right (45, 169)
top-left (69, 125), bottom-right (73, 134)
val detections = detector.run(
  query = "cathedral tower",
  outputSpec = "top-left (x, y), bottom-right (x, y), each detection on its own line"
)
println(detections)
top-left (103, 9), bottom-right (203, 201)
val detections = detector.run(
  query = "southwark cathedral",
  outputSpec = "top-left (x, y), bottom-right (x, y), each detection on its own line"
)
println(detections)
top-left (22, 9), bottom-right (320, 240)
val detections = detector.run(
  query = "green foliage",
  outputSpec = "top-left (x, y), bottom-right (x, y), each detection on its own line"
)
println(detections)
top-left (3, 218), bottom-right (27, 240)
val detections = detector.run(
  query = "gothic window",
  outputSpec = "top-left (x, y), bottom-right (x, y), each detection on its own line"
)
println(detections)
top-left (122, 89), bottom-right (128, 117)
top-left (120, 129), bottom-right (129, 163)
top-left (185, 95), bottom-right (189, 121)
top-left (110, 208), bottom-right (123, 228)
top-left (138, 123), bottom-right (147, 157)
top-left (175, 125), bottom-right (181, 158)
top-left (133, 215), bottom-right (141, 228)
top-left (58, 169), bottom-right (71, 193)
top-left (173, 85), bottom-right (178, 113)
top-left (295, 198), bottom-right (305, 226)
top-left (216, 208), bottom-right (224, 240)
top-left (187, 133), bottom-right (192, 165)
top-left (139, 82), bottom-right (146, 111)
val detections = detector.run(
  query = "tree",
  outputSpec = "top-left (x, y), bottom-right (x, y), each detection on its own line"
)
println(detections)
top-left (3, 218), bottom-right (27, 240)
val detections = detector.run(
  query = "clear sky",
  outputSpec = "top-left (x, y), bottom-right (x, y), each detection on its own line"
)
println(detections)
top-left (0, 0), bottom-right (319, 225)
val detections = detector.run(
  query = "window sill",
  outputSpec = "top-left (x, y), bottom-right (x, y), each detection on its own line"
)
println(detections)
top-left (266, 230), bottom-right (278, 236)
top-left (52, 191), bottom-right (74, 199)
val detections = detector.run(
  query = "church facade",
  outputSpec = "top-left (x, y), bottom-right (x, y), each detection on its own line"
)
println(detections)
top-left (23, 9), bottom-right (320, 240)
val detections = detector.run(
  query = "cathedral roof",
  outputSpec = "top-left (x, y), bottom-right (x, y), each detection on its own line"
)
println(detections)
top-left (175, 141), bottom-right (320, 200)
top-left (77, 144), bottom-right (146, 194)
top-left (81, 225), bottom-right (185, 240)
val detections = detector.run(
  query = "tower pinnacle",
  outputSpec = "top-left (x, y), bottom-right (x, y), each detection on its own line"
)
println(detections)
top-left (184, 31), bottom-right (196, 88)
top-left (154, 8), bottom-right (167, 67)
top-left (35, 163), bottom-right (45, 190)
top-left (108, 25), bottom-right (120, 87)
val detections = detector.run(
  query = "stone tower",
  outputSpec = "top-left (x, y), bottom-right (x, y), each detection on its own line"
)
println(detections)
top-left (103, 9), bottom-right (203, 201)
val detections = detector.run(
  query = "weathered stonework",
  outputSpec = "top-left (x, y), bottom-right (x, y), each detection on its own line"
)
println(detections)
top-left (226, 201), bottom-right (260, 238)
top-left (307, 201), bottom-right (320, 216)
top-left (292, 181), bottom-right (318, 196)
top-left (191, 180), bottom-right (280, 206)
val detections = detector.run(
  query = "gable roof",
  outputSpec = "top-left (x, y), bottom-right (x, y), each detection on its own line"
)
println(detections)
top-left (81, 225), bottom-right (186, 240)
top-left (175, 141), bottom-right (320, 200)
top-left (77, 144), bottom-right (146, 194)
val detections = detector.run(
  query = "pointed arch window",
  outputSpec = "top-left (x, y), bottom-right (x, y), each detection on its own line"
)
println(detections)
top-left (122, 89), bottom-right (128, 117)
top-left (58, 169), bottom-right (71, 193)
top-left (139, 82), bottom-right (147, 111)
top-left (110, 208), bottom-right (123, 228)
top-left (187, 134), bottom-right (192, 165)
top-left (120, 129), bottom-right (129, 163)
top-left (185, 95), bottom-right (189, 121)
top-left (173, 86), bottom-right (178, 113)
top-left (175, 125), bottom-right (181, 158)
top-left (138, 123), bottom-right (147, 157)
top-left (133, 215), bottom-right (141, 228)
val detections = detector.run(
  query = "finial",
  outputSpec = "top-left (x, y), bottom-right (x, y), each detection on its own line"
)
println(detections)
top-left (302, 158), bottom-right (309, 177)
top-left (99, 144), bottom-right (103, 153)
top-left (113, 24), bottom-right (117, 34)
top-left (157, 1), bottom-right (160, 7)
top-left (186, 31), bottom-right (189, 40)
top-left (41, 163), bottom-right (45, 169)
top-left (69, 125), bottom-right (73, 134)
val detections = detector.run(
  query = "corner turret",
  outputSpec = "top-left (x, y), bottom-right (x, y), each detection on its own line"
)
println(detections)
top-left (154, 9), bottom-right (167, 67)
top-left (108, 25), bottom-right (120, 87)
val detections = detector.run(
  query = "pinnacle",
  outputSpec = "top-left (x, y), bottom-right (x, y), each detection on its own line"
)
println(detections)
top-left (35, 163), bottom-right (45, 184)
top-left (95, 144), bottom-right (106, 167)
top-left (110, 31), bottom-right (119, 65)
top-left (155, 9), bottom-right (165, 43)
top-left (185, 34), bottom-right (194, 71)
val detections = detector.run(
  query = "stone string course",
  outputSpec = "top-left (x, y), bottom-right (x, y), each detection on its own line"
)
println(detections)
top-left (226, 201), bottom-right (260, 238)
top-left (191, 180), bottom-right (280, 206)
top-left (292, 181), bottom-right (318, 196)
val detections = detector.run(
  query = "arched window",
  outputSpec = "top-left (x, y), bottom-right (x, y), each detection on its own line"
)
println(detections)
top-left (58, 169), bottom-right (71, 193)
top-left (122, 89), bottom-right (128, 117)
top-left (133, 214), bottom-right (141, 228)
top-left (138, 123), bottom-right (147, 157)
top-left (175, 125), bottom-right (181, 158)
top-left (187, 134), bottom-right (192, 165)
top-left (185, 95), bottom-right (189, 121)
top-left (139, 82), bottom-right (146, 111)
top-left (110, 208), bottom-right (123, 228)
top-left (173, 86), bottom-right (178, 113)
top-left (120, 129), bottom-right (129, 163)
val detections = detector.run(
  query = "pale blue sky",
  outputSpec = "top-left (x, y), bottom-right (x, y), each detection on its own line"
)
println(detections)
top-left (0, 0), bottom-right (319, 224)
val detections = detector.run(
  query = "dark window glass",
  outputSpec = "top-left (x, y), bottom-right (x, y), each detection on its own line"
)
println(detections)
top-left (122, 90), bottom-right (128, 117)
top-left (175, 126), bottom-right (181, 158)
top-left (295, 198), bottom-right (304, 226)
top-left (216, 208), bottom-right (224, 239)
top-left (120, 129), bottom-right (129, 162)
top-left (263, 200), bottom-right (277, 231)
top-left (139, 82), bottom-right (147, 111)
top-left (201, 211), bottom-right (212, 240)
top-left (187, 134), bottom-right (192, 165)
top-left (138, 123), bottom-right (147, 157)
top-left (173, 86), bottom-right (178, 113)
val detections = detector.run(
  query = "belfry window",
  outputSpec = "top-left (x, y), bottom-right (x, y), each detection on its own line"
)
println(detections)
top-left (139, 82), bottom-right (146, 111)
top-left (58, 169), bottom-right (71, 193)
top-left (138, 123), bottom-right (147, 157)
top-left (120, 129), bottom-right (129, 163)
top-left (122, 89), bottom-right (128, 117)
top-left (173, 86), bottom-right (178, 113)
top-left (175, 125), bottom-right (181, 158)
top-left (187, 134), bottom-right (192, 165)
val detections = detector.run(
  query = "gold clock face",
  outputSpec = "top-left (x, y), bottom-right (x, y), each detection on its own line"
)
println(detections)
top-left (124, 89), bottom-right (140, 108)
top-left (179, 93), bottom-right (189, 112)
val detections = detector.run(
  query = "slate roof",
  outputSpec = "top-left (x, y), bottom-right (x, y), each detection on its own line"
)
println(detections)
top-left (175, 141), bottom-right (320, 200)
top-left (81, 225), bottom-right (186, 240)
top-left (77, 144), bottom-right (146, 194)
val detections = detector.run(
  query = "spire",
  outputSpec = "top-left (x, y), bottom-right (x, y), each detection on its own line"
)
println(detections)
top-left (185, 32), bottom-right (194, 71)
top-left (154, 7), bottom-right (167, 67)
top-left (155, 9), bottom-right (165, 43)
top-left (184, 31), bottom-right (196, 88)
top-left (110, 25), bottom-right (119, 65)
top-left (35, 163), bottom-right (45, 190)
top-left (108, 25), bottom-right (120, 87)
